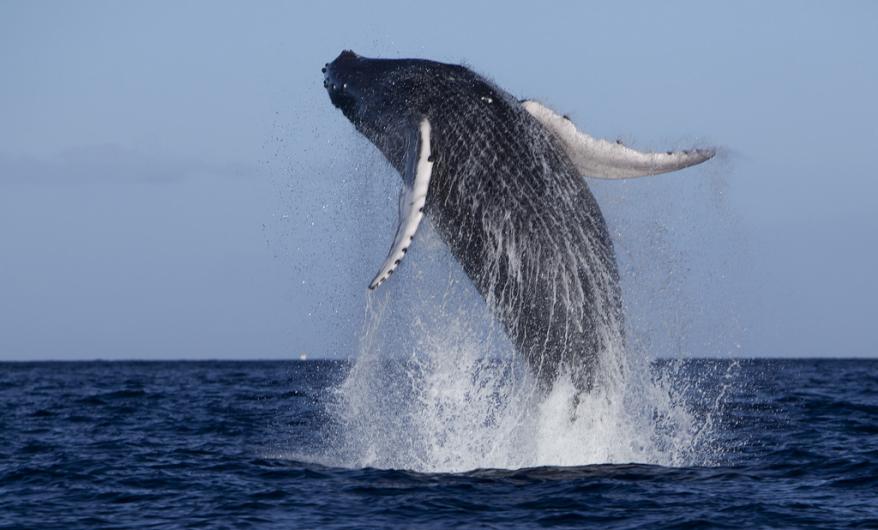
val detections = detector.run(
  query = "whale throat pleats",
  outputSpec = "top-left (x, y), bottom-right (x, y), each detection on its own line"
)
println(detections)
top-left (369, 118), bottom-right (434, 290)
top-left (521, 100), bottom-right (715, 180)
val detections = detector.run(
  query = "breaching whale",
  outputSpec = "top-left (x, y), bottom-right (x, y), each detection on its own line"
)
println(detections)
top-left (323, 50), bottom-right (714, 389)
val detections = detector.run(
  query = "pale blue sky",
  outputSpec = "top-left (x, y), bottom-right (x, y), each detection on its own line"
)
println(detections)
top-left (1, 1), bottom-right (876, 359)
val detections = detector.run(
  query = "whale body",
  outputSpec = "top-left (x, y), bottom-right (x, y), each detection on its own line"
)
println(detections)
top-left (323, 50), bottom-right (714, 388)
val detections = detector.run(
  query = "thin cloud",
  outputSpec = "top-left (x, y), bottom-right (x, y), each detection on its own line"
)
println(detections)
top-left (0, 144), bottom-right (258, 187)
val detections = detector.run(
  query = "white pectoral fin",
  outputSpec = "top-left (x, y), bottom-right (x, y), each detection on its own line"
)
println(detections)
top-left (522, 100), bottom-right (715, 179)
top-left (369, 118), bottom-right (434, 290)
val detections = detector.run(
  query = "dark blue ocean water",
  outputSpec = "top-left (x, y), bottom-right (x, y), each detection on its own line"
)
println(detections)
top-left (1, 359), bottom-right (876, 529)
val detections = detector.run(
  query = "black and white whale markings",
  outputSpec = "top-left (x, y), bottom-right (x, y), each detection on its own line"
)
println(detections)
top-left (323, 50), bottom-right (714, 388)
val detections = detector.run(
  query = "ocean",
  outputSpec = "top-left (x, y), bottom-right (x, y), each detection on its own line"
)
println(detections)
top-left (2, 359), bottom-right (876, 529)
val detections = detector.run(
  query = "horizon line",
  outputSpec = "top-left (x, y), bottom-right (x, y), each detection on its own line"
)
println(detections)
top-left (0, 356), bottom-right (876, 363)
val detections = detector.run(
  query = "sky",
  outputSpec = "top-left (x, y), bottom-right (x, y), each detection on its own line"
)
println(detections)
top-left (1, 1), bottom-right (876, 360)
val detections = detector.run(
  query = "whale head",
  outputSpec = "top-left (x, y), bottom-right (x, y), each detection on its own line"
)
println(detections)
top-left (324, 50), bottom-right (420, 129)
top-left (322, 50), bottom-right (471, 169)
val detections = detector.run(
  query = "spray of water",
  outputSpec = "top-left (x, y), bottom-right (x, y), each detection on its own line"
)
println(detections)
top-left (324, 222), bottom-right (724, 473)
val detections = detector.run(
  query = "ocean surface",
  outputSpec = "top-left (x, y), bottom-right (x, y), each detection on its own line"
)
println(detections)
top-left (2, 359), bottom-right (877, 529)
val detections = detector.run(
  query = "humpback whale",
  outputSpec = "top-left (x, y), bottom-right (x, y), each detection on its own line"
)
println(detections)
top-left (323, 50), bottom-right (714, 389)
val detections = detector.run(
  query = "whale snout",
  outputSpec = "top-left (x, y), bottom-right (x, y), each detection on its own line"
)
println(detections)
top-left (322, 50), bottom-right (359, 91)
top-left (323, 50), bottom-right (361, 109)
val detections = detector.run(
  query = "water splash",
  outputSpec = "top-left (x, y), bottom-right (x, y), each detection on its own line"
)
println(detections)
top-left (324, 225), bottom-right (724, 473)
